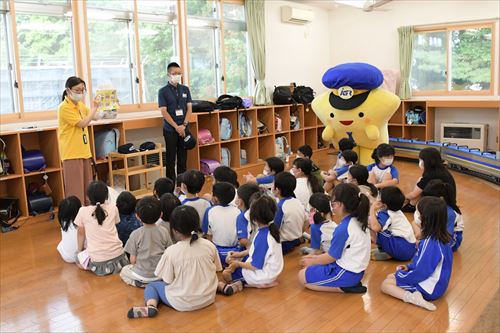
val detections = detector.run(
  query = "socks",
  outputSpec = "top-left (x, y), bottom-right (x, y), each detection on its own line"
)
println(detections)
top-left (228, 280), bottom-right (244, 294)
top-left (403, 291), bottom-right (437, 311)
top-left (127, 305), bottom-right (158, 319)
top-left (371, 248), bottom-right (392, 261)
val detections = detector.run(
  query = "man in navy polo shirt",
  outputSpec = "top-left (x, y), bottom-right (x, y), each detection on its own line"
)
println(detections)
top-left (158, 62), bottom-right (193, 180)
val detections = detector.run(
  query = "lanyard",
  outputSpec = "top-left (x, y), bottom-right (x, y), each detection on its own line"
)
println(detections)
top-left (169, 84), bottom-right (183, 109)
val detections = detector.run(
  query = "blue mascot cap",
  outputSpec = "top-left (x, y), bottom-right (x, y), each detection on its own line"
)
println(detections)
top-left (322, 62), bottom-right (384, 111)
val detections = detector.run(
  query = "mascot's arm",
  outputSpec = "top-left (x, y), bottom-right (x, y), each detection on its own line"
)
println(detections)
top-left (322, 126), bottom-right (335, 141)
top-left (365, 125), bottom-right (380, 140)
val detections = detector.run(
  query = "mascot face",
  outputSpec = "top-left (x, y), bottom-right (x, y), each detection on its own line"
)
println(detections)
top-left (311, 62), bottom-right (401, 165)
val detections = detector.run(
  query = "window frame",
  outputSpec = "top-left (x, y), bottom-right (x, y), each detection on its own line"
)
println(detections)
top-left (412, 21), bottom-right (497, 96)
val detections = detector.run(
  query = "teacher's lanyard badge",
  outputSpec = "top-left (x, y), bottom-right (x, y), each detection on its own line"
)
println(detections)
top-left (172, 86), bottom-right (184, 117)
top-left (78, 107), bottom-right (88, 145)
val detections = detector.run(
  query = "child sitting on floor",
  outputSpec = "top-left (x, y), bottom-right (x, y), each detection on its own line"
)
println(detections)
top-left (121, 196), bottom-right (173, 287)
top-left (56, 196), bottom-right (82, 263)
top-left (181, 170), bottom-right (211, 229)
top-left (157, 193), bottom-right (181, 235)
top-left (243, 157), bottom-right (284, 193)
top-left (153, 177), bottom-right (174, 199)
top-left (116, 191), bottom-right (142, 246)
top-left (346, 165), bottom-right (378, 204)
top-left (297, 144), bottom-right (323, 185)
top-left (235, 183), bottom-right (262, 248)
top-left (300, 193), bottom-right (337, 255)
top-left (368, 143), bottom-right (399, 189)
top-left (321, 150), bottom-right (358, 193)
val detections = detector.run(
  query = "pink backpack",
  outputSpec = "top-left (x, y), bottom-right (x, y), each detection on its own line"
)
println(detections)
top-left (200, 159), bottom-right (220, 176)
top-left (198, 128), bottom-right (214, 145)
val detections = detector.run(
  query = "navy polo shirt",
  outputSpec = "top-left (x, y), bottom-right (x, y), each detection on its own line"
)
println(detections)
top-left (158, 82), bottom-right (192, 132)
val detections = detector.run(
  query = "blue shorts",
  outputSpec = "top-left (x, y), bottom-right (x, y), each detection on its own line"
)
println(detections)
top-left (216, 245), bottom-right (243, 267)
top-left (282, 239), bottom-right (301, 255)
top-left (230, 267), bottom-right (247, 284)
top-left (395, 277), bottom-right (443, 301)
top-left (451, 231), bottom-right (463, 252)
top-left (305, 262), bottom-right (364, 288)
top-left (377, 232), bottom-right (416, 261)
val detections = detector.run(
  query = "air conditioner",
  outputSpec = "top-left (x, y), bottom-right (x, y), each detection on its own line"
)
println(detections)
top-left (440, 123), bottom-right (488, 151)
top-left (281, 6), bottom-right (314, 24)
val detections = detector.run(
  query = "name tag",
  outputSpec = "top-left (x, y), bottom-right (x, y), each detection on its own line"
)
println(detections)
top-left (182, 93), bottom-right (187, 98)
top-left (175, 109), bottom-right (184, 117)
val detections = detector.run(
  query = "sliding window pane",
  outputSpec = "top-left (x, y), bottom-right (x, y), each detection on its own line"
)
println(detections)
top-left (16, 13), bottom-right (74, 112)
top-left (224, 29), bottom-right (250, 96)
top-left (223, 3), bottom-right (245, 21)
top-left (0, 14), bottom-right (14, 114)
top-left (187, 0), bottom-right (216, 18)
top-left (450, 27), bottom-right (491, 91)
top-left (86, 0), bottom-right (133, 11)
top-left (137, 0), bottom-right (176, 15)
top-left (139, 21), bottom-right (176, 103)
top-left (88, 20), bottom-right (134, 104)
top-left (410, 31), bottom-right (446, 92)
top-left (188, 27), bottom-right (217, 98)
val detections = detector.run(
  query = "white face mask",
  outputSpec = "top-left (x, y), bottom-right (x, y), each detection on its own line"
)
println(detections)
top-left (418, 159), bottom-right (424, 170)
top-left (169, 74), bottom-right (181, 84)
top-left (263, 169), bottom-right (270, 176)
top-left (381, 158), bottom-right (394, 166)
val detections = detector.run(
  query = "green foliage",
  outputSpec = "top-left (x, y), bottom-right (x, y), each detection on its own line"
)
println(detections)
top-left (186, 0), bottom-right (215, 17)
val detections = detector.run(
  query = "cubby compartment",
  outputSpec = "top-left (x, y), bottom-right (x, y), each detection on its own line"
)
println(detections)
top-left (389, 105), bottom-right (404, 125)
top-left (221, 141), bottom-right (241, 168)
top-left (197, 113), bottom-right (220, 143)
top-left (238, 109), bottom-right (257, 138)
top-left (304, 107), bottom-right (317, 128)
top-left (388, 125), bottom-right (403, 138)
top-left (0, 177), bottom-right (28, 218)
top-left (91, 123), bottom-right (125, 164)
top-left (274, 106), bottom-right (291, 132)
top-left (403, 125), bottom-right (427, 140)
top-left (403, 101), bottom-right (426, 125)
top-left (0, 133), bottom-right (23, 179)
top-left (258, 135), bottom-right (275, 160)
top-left (20, 129), bottom-right (61, 173)
top-left (257, 107), bottom-right (274, 135)
top-left (305, 128), bottom-right (318, 151)
top-left (199, 143), bottom-right (221, 163)
top-left (290, 104), bottom-right (304, 132)
top-left (290, 131), bottom-right (305, 154)
top-left (240, 138), bottom-right (258, 165)
top-left (275, 133), bottom-right (291, 158)
top-left (24, 170), bottom-right (64, 216)
top-left (218, 110), bottom-right (239, 141)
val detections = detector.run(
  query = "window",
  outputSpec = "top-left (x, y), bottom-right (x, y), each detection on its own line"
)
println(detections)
top-left (0, 10), bottom-right (15, 114)
top-left (86, 0), bottom-right (136, 104)
top-left (223, 3), bottom-right (251, 96)
top-left (411, 23), bottom-right (494, 95)
top-left (137, 1), bottom-right (178, 103)
top-left (14, 0), bottom-right (75, 112)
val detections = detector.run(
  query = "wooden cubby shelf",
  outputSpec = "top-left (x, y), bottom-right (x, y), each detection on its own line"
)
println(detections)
top-left (221, 141), bottom-right (241, 168)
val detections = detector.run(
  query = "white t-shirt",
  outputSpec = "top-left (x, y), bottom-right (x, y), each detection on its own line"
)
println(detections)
top-left (154, 238), bottom-right (222, 312)
top-left (367, 163), bottom-right (399, 184)
top-left (274, 197), bottom-right (307, 242)
top-left (310, 220), bottom-right (337, 253)
top-left (328, 215), bottom-right (371, 273)
top-left (242, 226), bottom-right (284, 285)
top-left (182, 197), bottom-right (211, 226)
top-left (57, 224), bottom-right (78, 263)
top-left (294, 177), bottom-right (312, 211)
top-left (377, 210), bottom-right (416, 243)
top-left (202, 205), bottom-right (240, 247)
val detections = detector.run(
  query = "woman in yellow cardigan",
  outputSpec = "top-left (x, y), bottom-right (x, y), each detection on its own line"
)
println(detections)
top-left (58, 76), bottom-right (100, 204)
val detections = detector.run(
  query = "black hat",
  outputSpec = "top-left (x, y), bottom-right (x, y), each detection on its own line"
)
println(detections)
top-left (139, 141), bottom-right (156, 151)
top-left (118, 143), bottom-right (139, 154)
top-left (182, 130), bottom-right (196, 150)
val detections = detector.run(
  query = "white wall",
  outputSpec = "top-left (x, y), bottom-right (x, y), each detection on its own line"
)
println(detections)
top-left (264, 0), bottom-right (331, 95)
top-left (327, 0), bottom-right (500, 89)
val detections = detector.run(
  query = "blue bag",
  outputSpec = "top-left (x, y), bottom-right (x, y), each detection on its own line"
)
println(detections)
top-left (220, 118), bottom-right (232, 141)
top-left (94, 128), bottom-right (120, 159)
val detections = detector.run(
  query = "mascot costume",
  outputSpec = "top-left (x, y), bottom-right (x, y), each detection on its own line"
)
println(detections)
top-left (312, 63), bottom-right (401, 165)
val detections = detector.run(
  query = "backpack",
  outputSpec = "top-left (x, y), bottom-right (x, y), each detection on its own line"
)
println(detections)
top-left (273, 86), bottom-right (296, 105)
top-left (27, 182), bottom-right (53, 216)
top-left (198, 128), bottom-right (214, 145)
top-left (275, 136), bottom-right (291, 161)
top-left (290, 107), bottom-right (300, 130)
top-left (192, 100), bottom-right (217, 113)
top-left (242, 97), bottom-right (253, 108)
top-left (0, 138), bottom-right (11, 176)
top-left (292, 86), bottom-right (315, 104)
top-left (240, 149), bottom-right (247, 165)
top-left (216, 95), bottom-right (243, 110)
top-left (94, 128), bottom-right (120, 160)
top-left (200, 159), bottom-right (220, 176)
top-left (239, 112), bottom-right (252, 137)
top-left (221, 147), bottom-right (231, 167)
top-left (257, 120), bottom-right (269, 135)
top-left (22, 148), bottom-right (47, 173)
top-left (220, 118), bottom-right (232, 141)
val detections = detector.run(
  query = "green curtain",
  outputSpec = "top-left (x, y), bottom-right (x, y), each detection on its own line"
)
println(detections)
top-left (398, 26), bottom-right (414, 100)
top-left (245, 0), bottom-right (269, 105)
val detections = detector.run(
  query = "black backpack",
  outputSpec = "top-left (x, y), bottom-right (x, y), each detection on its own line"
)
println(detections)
top-left (293, 86), bottom-right (315, 104)
top-left (192, 100), bottom-right (217, 113)
top-left (273, 86), bottom-right (296, 105)
top-left (216, 94), bottom-right (243, 110)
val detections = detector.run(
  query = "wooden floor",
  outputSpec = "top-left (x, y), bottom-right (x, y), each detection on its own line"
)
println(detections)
top-left (1, 150), bottom-right (499, 333)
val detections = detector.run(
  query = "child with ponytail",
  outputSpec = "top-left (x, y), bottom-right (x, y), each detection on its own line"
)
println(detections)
top-left (74, 181), bottom-right (129, 275)
top-left (291, 158), bottom-right (324, 211)
top-left (220, 194), bottom-right (284, 293)
top-left (300, 193), bottom-right (337, 255)
top-left (128, 205), bottom-right (223, 318)
top-left (298, 183), bottom-right (371, 293)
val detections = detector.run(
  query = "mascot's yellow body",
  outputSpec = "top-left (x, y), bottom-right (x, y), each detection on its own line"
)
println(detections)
top-left (312, 63), bottom-right (400, 165)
